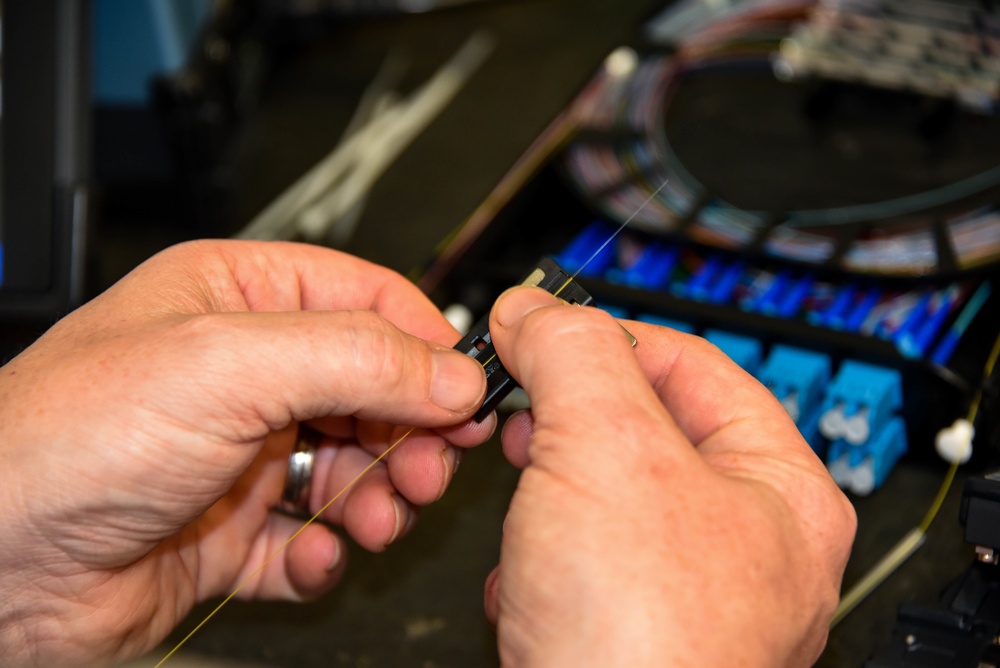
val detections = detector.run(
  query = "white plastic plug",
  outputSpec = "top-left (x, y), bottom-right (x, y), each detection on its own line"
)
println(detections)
top-left (443, 303), bottom-right (474, 336)
top-left (844, 407), bottom-right (871, 445)
top-left (820, 403), bottom-right (847, 440)
top-left (935, 418), bottom-right (974, 464)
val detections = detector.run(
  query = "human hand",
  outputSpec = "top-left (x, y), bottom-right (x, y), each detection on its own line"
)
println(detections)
top-left (483, 287), bottom-right (856, 667)
top-left (0, 240), bottom-right (493, 666)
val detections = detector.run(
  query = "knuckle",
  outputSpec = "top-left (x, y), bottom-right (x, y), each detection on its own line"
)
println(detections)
top-left (151, 239), bottom-right (219, 267)
top-left (169, 312), bottom-right (233, 350)
top-left (690, 334), bottom-right (737, 363)
top-left (340, 311), bottom-right (413, 396)
top-left (837, 492), bottom-right (859, 545)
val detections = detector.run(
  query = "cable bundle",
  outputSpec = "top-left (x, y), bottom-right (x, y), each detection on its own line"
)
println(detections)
top-left (561, 1), bottom-right (1000, 276)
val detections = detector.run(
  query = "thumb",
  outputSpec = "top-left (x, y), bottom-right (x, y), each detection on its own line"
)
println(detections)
top-left (489, 287), bottom-right (687, 476)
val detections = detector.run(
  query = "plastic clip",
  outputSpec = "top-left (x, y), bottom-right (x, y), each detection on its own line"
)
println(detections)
top-left (453, 257), bottom-right (596, 422)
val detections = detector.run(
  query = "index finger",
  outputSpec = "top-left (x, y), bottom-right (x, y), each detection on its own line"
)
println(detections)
top-left (127, 240), bottom-right (459, 346)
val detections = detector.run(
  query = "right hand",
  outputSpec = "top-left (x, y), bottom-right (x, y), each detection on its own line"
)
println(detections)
top-left (484, 286), bottom-right (856, 667)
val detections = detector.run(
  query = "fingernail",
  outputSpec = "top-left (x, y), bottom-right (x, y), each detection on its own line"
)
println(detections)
top-left (494, 286), bottom-right (561, 327)
top-left (389, 494), bottom-right (415, 545)
top-left (325, 535), bottom-right (342, 573)
top-left (431, 349), bottom-right (485, 412)
top-left (438, 447), bottom-right (460, 499)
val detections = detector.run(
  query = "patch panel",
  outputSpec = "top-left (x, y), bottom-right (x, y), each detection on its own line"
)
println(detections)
top-left (544, 221), bottom-right (991, 493)
top-left (427, 122), bottom-right (999, 501)
top-left (419, 26), bottom-right (1000, 659)
top-left (553, 221), bottom-right (978, 364)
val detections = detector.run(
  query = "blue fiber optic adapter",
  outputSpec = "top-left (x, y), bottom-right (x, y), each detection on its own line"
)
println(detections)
top-left (556, 221), bottom-right (617, 277)
top-left (606, 244), bottom-right (679, 290)
top-left (682, 255), bottom-right (724, 302)
top-left (797, 407), bottom-right (826, 457)
top-left (819, 361), bottom-right (902, 446)
top-left (703, 330), bottom-right (763, 376)
top-left (827, 417), bottom-right (908, 496)
top-left (758, 345), bottom-right (831, 425)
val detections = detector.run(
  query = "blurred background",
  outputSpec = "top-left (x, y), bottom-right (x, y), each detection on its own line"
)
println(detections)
top-left (5, 1), bottom-right (1000, 666)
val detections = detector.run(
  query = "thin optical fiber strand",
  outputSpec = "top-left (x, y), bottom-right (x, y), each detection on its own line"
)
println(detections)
top-left (476, 183), bottom-right (666, 369)
top-left (968, 327), bottom-right (1000, 425)
top-left (476, 184), bottom-right (666, 369)
top-left (830, 527), bottom-right (927, 628)
top-left (919, 460), bottom-right (959, 534)
top-left (155, 426), bottom-right (416, 667)
top-left (553, 179), bottom-right (671, 296)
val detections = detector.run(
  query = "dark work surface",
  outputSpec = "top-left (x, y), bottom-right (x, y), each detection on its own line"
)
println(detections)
top-left (225, 0), bottom-right (667, 273)
top-left (4, 1), bottom-right (997, 666)
top-left (820, 464), bottom-right (975, 668)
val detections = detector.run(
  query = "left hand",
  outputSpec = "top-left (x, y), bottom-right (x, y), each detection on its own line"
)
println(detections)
top-left (0, 240), bottom-right (494, 666)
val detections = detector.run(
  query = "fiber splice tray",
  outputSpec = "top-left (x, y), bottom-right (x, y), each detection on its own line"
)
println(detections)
top-left (418, 44), bottom-right (1000, 490)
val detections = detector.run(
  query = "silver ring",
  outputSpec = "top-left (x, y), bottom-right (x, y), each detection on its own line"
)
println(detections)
top-left (279, 426), bottom-right (321, 516)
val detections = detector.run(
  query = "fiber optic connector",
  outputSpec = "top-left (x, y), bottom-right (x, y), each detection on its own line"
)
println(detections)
top-left (827, 417), bottom-right (908, 495)
top-left (819, 361), bottom-right (902, 445)
top-left (556, 221), bottom-right (617, 277)
top-left (606, 244), bottom-right (679, 290)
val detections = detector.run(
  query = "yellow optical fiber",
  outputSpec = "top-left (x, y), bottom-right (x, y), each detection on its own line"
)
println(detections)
top-left (155, 426), bottom-right (416, 667)
top-left (968, 331), bottom-right (1000, 425)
